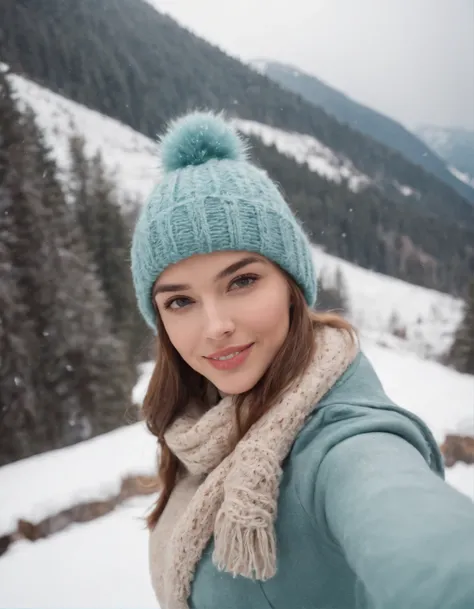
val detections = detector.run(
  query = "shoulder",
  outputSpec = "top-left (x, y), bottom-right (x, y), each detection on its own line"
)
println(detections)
top-left (287, 349), bottom-right (444, 508)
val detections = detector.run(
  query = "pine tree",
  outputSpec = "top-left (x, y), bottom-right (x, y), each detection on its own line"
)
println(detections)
top-left (0, 76), bottom-right (57, 455)
top-left (0, 240), bottom-right (38, 463)
top-left (448, 280), bottom-right (474, 374)
top-left (69, 136), bottom-right (148, 366)
top-left (0, 72), bottom-right (137, 464)
top-left (33, 122), bottom-right (137, 444)
top-left (0, 99), bottom-right (38, 462)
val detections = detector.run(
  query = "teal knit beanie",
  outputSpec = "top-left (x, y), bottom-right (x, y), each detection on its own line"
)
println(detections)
top-left (131, 111), bottom-right (317, 331)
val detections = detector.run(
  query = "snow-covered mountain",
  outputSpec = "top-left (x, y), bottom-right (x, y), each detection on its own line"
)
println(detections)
top-left (450, 166), bottom-right (474, 189)
top-left (1, 71), bottom-right (472, 609)
top-left (249, 59), bottom-right (474, 206)
top-left (416, 125), bottom-right (474, 188)
top-left (234, 119), bottom-right (420, 197)
top-left (10, 71), bottom-right (421, 203)
top-left (8, 70), bottom-right (463, 360)
top-left (233, 119), bottom-right (371, 193)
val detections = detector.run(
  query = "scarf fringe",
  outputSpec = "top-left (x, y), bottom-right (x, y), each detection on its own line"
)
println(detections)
top-left (213, 514), bottom-right (278, 580)
top-left (160, 326), bottom-right (358, 609)
top-left (213, 447), bottom-right (281, 579)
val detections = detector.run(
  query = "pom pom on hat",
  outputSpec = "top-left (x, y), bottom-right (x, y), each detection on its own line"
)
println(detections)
top-left (160, 111), bottom-right (248, 173)
top-left (131, 110), bottom-right (318, 331)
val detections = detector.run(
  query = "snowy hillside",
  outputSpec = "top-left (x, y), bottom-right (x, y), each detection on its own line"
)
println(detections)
top-left (0, 340), bottom-right (473, 608)
top-left (416, 124), bottom-right (474, 188)
top-left (233, 118), bottom-right (371, 192)
top-left (450, 166), bottom-right (474, 189)
top-left (9, 72), bottom-right (159, 205)
top-left (312, 246), bottom-right (463, 359)
top-left (234, 118), bottom-right (419, 198)
top-left (9, 71), bottom-right (419, 204)
top-left (8, 70), bottom-right (463, 358)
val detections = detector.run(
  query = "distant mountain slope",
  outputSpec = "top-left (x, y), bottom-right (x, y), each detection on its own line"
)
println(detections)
top-left (8, 67), bottom-right (463, 361)
top-left (416, 125), bottom-right (474, 188)
top-left (252, 59), bottom-right (474, 205)
top-left (2, 0), bottom-right (474, 299)
top-left (9, 68), bottom-right (410, 205)
top-left (1, 0), bottom-right (474, 227)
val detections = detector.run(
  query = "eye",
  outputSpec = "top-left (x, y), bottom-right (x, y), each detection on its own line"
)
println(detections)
top-left (229, 274), bottom-right (259, 290)
top-left (164, 296), bottom-right (193, 310)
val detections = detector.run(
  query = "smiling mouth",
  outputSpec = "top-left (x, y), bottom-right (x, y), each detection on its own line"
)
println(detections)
top-left (204, 343), bottom-right (255, 369)
top-left (205, 343), bottom-right (254, 361)
top-left (208, 348), bottom-right (248, 361)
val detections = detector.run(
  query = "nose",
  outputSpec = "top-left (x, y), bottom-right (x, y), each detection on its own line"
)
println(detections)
top-left (203, 301), bottom-right (235, 340)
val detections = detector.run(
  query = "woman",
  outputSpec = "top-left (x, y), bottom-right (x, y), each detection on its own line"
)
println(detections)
top-left (131, 111), bottom-right (474, 609)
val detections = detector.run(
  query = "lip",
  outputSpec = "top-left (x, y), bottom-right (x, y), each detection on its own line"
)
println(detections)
top-left (204, 343), bottom-right (254, 372)
top-left (206, 343), bottom-right (254, 360)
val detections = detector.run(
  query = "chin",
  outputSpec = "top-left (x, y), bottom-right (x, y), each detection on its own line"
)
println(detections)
top-left (212, 373), bottom-right (261, 397)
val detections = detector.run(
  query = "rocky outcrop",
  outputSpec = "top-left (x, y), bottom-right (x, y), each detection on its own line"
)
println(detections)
top-left (440, 434), bottom-right (474, 467)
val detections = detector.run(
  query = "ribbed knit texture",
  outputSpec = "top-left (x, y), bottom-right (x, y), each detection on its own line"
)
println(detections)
top-left (131, 112), bottom-right (317, 331)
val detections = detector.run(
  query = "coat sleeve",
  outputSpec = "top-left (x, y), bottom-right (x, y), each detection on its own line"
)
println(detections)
top-left (315, 431), bottom-right (474, 609)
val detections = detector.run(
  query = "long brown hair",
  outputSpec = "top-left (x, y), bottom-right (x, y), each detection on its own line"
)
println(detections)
top-left (142, 274), bottom-right (354, 528)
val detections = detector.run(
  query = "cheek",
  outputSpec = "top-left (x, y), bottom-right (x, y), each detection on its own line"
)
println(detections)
top-left (244, 284), bottom-right (290, 338)
top-left (161, 315), bottom-right (197, 361)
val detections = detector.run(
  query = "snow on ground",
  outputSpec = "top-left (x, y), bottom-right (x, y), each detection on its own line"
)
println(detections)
top-left (0, 496), bottom-right (158, 609)
top-left (9, 73), bottom-right (159, 205)
top-left (0, 339), bottom-right (473, 609)
top-left (233, 118), bottom-right (419, 198)
top-left (361, 341), bottom-right (474, 447)
top-left (394, 181), bottom-right (419, 198)
top-left (450, 166), bottom-right (474, 188)
top-left (2, 70), bottom-right (472, 607)
top-left (233, 118), bottom-right (372, 192)
top-left (132, 362), bottom-right (156, 405)
top-left (3, 337), bottom-right (470, 540)
top-left (0, 423), bottom-right (157, 537)
top-left (312, 245), bottom-right (463, 360)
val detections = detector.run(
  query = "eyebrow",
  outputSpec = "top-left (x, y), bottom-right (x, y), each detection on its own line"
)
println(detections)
top-left (153, 256), bottom-right (264, 296)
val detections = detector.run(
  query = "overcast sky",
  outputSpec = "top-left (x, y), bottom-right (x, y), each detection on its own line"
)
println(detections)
top-left (152, 0), bottom-right (474, 130)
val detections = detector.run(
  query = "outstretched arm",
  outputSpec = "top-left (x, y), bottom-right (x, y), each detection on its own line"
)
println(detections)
top-left (317, 432), bottom-right (474, 609)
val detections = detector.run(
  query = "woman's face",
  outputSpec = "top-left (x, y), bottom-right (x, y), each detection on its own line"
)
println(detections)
top-left (154, 251), bottom-right (291, 396)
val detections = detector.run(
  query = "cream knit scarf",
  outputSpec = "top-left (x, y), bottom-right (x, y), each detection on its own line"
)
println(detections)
top-left (161, 325), bottom-right (358, 609)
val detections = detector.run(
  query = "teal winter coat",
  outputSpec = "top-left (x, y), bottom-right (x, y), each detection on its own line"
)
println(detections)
top-left (189, 351), bottom-right (474, 609)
